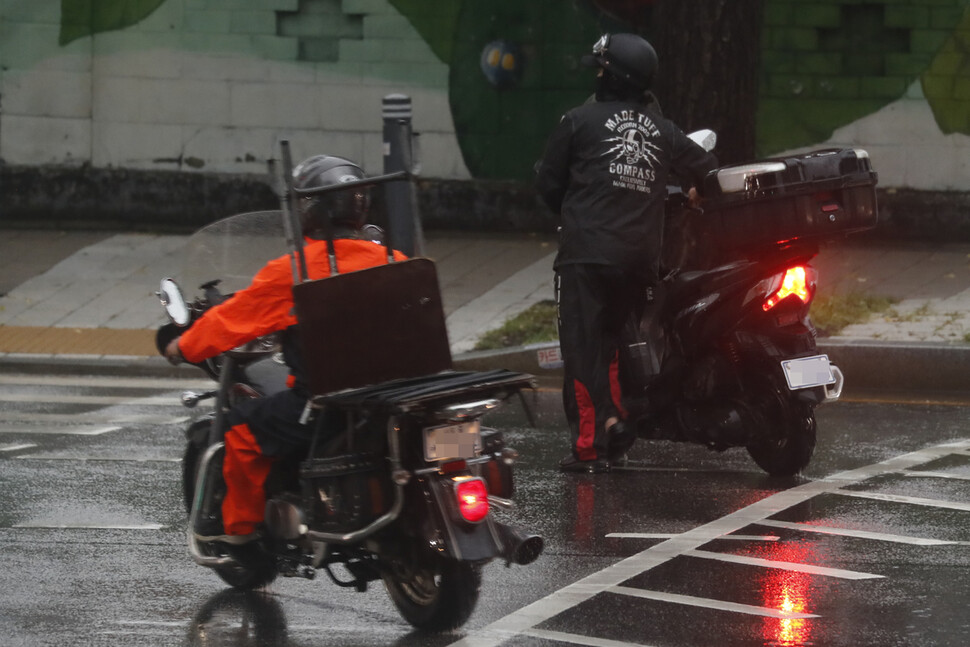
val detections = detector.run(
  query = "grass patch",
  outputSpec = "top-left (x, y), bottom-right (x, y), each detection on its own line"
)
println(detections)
top-left (474, 300), bottom-right (558, 351)
top-left (473, 293), bottom-right (898, 350)
top-left (811, 292), bottom-right (897, 337)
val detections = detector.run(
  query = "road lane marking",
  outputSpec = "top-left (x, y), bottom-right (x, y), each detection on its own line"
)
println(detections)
top-left (0, 425), bottom-right (120, 436)
top-left (0, 374), bottom-right (212, 390)
top-left (0, 442), bottom-right (36, 452)
top-left (756, 518), bottom-right (962, 546)
top-left (0, 413), bottom-right (189, 425)
top-left (15, 455), bottom-right (180, 463)
top-left (524, 628), bottom-right (657, 646)
top-left (684, 549), bottom-right (883, 580)
top-left (834, 489), bottom-right (970, 512)
top-left (0, 393), bottom-right (178, 406)
top-left (903, 470), bottom-right (970, 482)
top-left (13, 522), bottom-right (164, 530)
top-left (447, 438), bottom-right (970, 647)
top-left (608, 587), bottom-right (820, 619)
top-left (607, 533), bottom-right (779, 542)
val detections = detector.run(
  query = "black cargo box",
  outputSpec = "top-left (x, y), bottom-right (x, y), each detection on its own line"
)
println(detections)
top-left (700, 148), bottom-right (878, 251)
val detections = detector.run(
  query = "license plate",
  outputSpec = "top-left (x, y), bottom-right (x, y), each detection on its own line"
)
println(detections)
top-left (423, 420), bottom-right (482, 461)
top-left (781, 354), bottom-right (836, 390)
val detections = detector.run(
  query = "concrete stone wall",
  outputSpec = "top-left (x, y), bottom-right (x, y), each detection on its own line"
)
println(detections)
top-left (0, 0), bottom-right (467, 178)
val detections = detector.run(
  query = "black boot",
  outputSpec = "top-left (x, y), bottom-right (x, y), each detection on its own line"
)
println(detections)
top-left (607, 420), bottom-right (635, 461)
top-left (559, 454), bottom-right (611, 473)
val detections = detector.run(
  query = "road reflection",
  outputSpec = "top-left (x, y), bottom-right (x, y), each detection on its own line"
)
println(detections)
top-left (187, 589), bottom-right (289, 647)
top-left (760, 543), bottom-right (815, 646)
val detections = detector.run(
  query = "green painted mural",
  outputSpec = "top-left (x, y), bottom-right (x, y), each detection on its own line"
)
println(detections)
top-left (391, 0), bottom-right (970, 177)
top-left (922, 6), bottom-right (970, 135)
top-left (51, 0), bottom-right (969, 179)
top-left (59, 0), bottom-right (166, 45)
top-left (757, 0), bottom-right (970, 156)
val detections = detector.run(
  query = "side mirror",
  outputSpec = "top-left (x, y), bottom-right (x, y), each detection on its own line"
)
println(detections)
top-left (688, 129), bottom-right (717, 152)
top-left (157, 278), bottom-right (191, 326)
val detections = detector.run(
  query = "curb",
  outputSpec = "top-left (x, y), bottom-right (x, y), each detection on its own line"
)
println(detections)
top-left (5, 340), bottom-right (970, 396)
top-left (455, 339), bottom-right (970, 397)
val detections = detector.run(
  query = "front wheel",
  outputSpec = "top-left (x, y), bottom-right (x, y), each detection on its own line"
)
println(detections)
top-left (746, 400), bottom-right (817, 477)
top-left (182, 440), bottom-right (279, 590)
top-left (382, 556), bottom-right (482, 631)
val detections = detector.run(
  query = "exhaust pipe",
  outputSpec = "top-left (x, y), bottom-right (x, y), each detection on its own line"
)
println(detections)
top-left (494, 521), bottom-right (544, 566)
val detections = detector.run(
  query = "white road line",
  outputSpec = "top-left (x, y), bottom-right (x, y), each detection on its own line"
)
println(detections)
top-left (608, 587), bottom-right (820, 619)
top-left (0, 413), bottom-right (189, 425)
top-left (0, 374), bottom-right (212, 390)
top-left (756, 518), bottom-right (962, 546)
top-left (904, 470), bottom-right (970, 482)
top-left (684, 549), bottom-right (884, 580)
top-left (835, 489), bottom-right (970, 512)
top-left (0, 394), bottom-right (176, 406)
top-left (606, 533), bottom-right (779, 542)
top-left (13, 522), bottom-right (164, 530)
top-left (0, 442), bottom-right (37, 452)
top-left (16, 455), bottom-right (180, 463)
top-left (447, 438), bottom-right (970, 647)
top-left (524, 628), bottom-right (658, 647)
top-left (0, 425), bottom-right (120, 436)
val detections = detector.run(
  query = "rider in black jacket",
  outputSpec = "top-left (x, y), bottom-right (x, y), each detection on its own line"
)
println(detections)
top-left (536, 33), bottom-right (718, 473)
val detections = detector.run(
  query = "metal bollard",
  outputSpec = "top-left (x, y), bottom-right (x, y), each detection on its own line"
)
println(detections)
top-left (382, 94), bottom-right (424, 257)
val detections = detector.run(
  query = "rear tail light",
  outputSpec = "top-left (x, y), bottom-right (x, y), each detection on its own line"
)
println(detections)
top-left (763, 265), bottom-right (816, 311)
top-left (454, 477), bottom-right (489, 523)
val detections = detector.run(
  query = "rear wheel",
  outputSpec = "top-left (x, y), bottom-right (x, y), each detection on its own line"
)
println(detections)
top-left (745, 391), bottom-right (817, 477)
top-left (382, 554), bottom-right (482, 631)
top-left (182, 440), bottom-right (279, 590)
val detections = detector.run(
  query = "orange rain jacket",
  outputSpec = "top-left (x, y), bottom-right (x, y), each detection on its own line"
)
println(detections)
top-left (178, 237), bottom-right (407, 364)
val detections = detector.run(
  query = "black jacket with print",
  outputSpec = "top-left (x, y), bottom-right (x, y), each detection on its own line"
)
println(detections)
top-left (536, 96), bottom-right (718, 283)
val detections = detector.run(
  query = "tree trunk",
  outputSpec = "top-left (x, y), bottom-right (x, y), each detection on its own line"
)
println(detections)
top-left (648, 0), bottom-right (764, 164)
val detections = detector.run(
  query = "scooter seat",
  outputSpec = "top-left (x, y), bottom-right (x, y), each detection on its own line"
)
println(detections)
top-left (671, 260), bottom-right (753, 291)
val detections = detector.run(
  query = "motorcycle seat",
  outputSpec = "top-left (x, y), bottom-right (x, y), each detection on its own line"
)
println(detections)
top-left (670, 260), bottom-right (754, 292)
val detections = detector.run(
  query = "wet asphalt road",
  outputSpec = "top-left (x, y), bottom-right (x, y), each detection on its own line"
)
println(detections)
top-left (2, 371), bottom-right (970, 646)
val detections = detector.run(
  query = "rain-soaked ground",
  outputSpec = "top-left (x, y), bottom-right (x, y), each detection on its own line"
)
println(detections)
top-left (3, 372), bottom-right (970, 646)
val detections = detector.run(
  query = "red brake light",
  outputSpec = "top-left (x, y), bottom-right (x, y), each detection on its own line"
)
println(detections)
top-left (455, 477), bottom-right (489, 523)
top-left (763, 266), bottom-right (813, 311)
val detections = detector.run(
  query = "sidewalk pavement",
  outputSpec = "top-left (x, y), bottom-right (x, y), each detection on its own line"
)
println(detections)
top-left (4, 228), bottom-right (970, 394)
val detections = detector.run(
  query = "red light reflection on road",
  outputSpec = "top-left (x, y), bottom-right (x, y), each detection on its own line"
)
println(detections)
top-left (759, 543), bottom-right (817, 646)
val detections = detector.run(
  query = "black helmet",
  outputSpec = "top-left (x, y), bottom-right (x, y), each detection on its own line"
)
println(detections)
top-left (292, 154), bottom-right (370, 234)
top-left (582, 33), bottom-right (658, 91)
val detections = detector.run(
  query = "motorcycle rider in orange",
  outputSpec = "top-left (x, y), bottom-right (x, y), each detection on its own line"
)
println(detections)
top-left (164, 155), bottom-right (406, 543)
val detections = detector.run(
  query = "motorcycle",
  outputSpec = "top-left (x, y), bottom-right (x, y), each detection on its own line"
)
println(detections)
top-left (155, 154), bottom-right (543, 631)
top-left (620, 134), bottom-right (878, 476)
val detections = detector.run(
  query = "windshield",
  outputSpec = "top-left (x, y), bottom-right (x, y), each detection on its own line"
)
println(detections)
top-left (180, 211), bottom-right (291, 295)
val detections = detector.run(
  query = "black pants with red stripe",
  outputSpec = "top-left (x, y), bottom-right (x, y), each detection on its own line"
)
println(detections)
top-left (556, 264), bottom-right (647, 461)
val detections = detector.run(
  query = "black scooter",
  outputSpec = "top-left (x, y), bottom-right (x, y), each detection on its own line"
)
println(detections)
top-left (620, 144), bottom-right (877, 476)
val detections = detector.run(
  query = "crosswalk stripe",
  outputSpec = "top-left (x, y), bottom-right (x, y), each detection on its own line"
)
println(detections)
top-left (606, 533), bottom-right (779, 542)
top-left (684, 549), bottom-right (884, 580)
top-left (756, 518), bottom-right (961, 546)
top-left (608, 586), bottom-right (820, 619)
top-left (525, 628), bottom-right (658, 647)
top-left (0, 443), bottom-right (37, 452)
top-left (835, 489), bottom-right (970, 512)
top-left (903, 470), bottom-right (970, 482)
